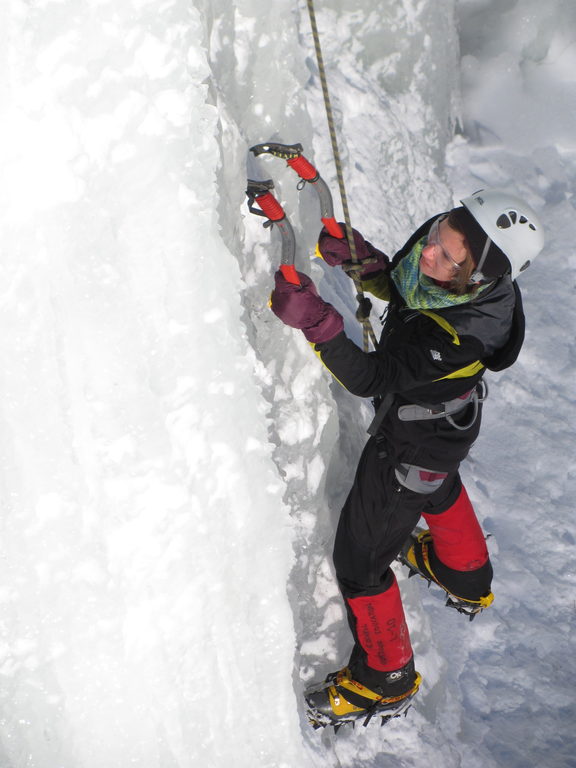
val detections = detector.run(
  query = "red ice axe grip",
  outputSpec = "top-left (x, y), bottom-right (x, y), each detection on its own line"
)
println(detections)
top-left (255, 191), bottom-right (285, 221)
top-left (280, 264), bottom-right (300, 285)
top-left (287, 155), bottom-right (318, 181)
top-left (321, 217), bottom-right (344, 238)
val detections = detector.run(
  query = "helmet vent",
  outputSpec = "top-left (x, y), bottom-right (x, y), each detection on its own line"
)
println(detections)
top-left (497, 210), bottom-right (538, 231)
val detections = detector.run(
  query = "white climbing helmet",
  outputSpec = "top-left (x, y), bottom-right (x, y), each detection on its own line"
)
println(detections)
top-left (461, 188), bottom-right (545, 281)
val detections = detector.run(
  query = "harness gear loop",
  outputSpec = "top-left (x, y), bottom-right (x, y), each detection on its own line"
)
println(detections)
top-left (305, 0), bottom-right (377, 351)
top-left (446, 380), bottom-right (488, 431)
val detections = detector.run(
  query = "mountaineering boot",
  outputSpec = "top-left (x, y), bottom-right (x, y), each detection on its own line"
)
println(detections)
top-left (399, 529), bottom-right (494, 619)
top-left (398, 484), bottom-right (494, 619)
top-left (305, 659), bottom-right (422, 729)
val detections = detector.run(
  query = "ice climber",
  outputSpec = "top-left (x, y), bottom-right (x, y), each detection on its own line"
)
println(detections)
top-left (270, 189), bottom-right (544, 726)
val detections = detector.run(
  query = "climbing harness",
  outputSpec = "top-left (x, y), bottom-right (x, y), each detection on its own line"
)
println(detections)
top-left (367, 381), bottom-right (488, 437)
top-left (397, 381), bottom-right (488, 431)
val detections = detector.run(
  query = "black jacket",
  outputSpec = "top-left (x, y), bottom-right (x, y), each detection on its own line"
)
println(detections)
top-left (315, 217), bottom-right (525, 406)
top-left (313, 218), bottom-right (525, 471)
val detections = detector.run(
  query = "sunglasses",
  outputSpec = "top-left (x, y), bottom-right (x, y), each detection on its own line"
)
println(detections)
top-left (427, 216), bottom-right (464, 272)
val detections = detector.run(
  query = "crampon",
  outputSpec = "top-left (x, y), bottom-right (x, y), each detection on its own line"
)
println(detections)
top-left (304, 667), bottom-right (422, 731)
top-left (398, 529), bottom-right (494, 621)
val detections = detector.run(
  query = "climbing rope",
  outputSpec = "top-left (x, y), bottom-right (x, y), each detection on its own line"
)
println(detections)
top-left (305, 0), bottom-right (377, 351)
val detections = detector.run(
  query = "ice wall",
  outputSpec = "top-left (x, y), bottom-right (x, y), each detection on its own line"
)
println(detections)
top-left (0, 2), bottom-right (304, 766)
top-left (0, 1), bottom-right (465, 767)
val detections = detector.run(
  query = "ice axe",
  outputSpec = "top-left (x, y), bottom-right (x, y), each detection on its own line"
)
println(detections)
top-left (249, 142), bottom-right (344, 239)
top-left (245, 178), bottom-right (299, 286)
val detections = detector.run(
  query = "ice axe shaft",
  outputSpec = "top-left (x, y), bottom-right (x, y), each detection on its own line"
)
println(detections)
top-left (246, 179), bottom-right (300, 285)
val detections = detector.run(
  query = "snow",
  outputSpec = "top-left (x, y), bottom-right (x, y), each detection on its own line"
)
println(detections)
top-left (0, 1), bottom-right (575, 767)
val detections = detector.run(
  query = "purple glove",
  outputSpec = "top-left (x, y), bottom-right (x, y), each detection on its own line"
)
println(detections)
top-left (270, 270), bottom-right (344, 344)
top-left (317, 224), bottom-right (389, 279)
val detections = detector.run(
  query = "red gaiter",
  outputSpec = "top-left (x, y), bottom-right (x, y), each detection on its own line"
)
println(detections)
top-left (423, 484), bottom-right (489, 571)
top-left (347, 574), bottom-right (413, 672)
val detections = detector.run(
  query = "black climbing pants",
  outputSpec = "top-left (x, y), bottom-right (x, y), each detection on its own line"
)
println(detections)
top-left (333, 435), bottom-right (463, 598)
